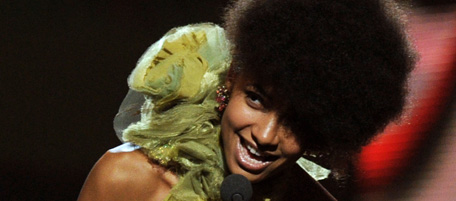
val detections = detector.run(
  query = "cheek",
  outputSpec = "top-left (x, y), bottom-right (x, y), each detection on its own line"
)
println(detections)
top-left (220, 97), bottom-right (243, 145)
top-left (222, 96), bottom-right (251, 130)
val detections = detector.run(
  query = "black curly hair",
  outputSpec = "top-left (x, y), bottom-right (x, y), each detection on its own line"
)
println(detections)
top-left (223, 0), bottom-right (416, 154)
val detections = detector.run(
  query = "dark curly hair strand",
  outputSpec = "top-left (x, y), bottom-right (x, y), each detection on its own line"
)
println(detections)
top-left (223, 0), bottom-right (416, 154)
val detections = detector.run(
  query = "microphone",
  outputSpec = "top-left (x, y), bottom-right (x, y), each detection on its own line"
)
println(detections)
top-left (220, 174), bottom-right (253, 201)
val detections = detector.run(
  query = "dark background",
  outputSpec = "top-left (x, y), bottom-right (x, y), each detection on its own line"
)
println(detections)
top-left (1, 0), bottom-right (455, 200)
top-left (2, 1), bottom-right (228, 200)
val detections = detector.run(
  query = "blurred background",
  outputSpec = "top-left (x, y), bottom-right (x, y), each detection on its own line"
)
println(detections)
top-left (1, 0), bottom-right (455, 200)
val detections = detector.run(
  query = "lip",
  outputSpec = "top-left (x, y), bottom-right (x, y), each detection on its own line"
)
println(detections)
top-left (235, 136), bottom-right (276, 173)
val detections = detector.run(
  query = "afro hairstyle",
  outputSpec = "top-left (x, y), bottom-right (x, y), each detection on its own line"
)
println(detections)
top-left (223, 0), bottom-right (416, 153)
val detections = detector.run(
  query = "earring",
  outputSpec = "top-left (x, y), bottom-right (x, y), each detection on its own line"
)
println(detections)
top-left (216, 85), bottom-right (229, 112)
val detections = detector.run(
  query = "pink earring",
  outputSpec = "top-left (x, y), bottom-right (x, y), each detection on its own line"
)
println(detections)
top-left (216, 85), bottom-right (230, 112)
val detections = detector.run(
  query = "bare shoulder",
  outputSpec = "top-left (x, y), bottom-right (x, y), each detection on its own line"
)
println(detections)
top-left (78, 149), bottom-right (178, 201)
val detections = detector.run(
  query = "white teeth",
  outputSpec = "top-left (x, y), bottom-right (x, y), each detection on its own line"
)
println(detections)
top-left (237, 139), bottom-right (274, 171)
top-left (239, 141), bottom-right (267, 166)
top-left (246, 144), bottom-right (262, 157)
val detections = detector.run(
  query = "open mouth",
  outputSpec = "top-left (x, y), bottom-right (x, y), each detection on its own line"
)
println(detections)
top-left (236, 137), bottom-right (278, 172)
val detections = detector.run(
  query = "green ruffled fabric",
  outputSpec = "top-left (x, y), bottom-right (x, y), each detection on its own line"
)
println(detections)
top-left (121, 24), bottom-right (231, 201)
top-left (118, 23), bottom-right (331, 201)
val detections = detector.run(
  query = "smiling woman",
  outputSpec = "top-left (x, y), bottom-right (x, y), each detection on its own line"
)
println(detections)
top-left (222, 80), bottom-right (304, 183)
top-left (78, 0), bottom-right (416, 200)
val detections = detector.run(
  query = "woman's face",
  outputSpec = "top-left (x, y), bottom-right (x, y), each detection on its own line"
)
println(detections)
top-left (221, 79), bottom-right (304, 183)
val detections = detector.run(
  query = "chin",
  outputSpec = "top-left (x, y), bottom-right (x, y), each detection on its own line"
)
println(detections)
top-left (228, 166), bottom-right (269, 183)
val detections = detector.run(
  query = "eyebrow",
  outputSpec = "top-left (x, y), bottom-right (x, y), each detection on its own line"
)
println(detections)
top-left (248, 84), bottom-right (272, 101)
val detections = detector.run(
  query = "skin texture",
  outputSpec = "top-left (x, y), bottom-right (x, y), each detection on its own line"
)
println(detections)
top-left (78, 150), bottom-right (178, 201)
top-left (221, 78), bottom-right (304, 183)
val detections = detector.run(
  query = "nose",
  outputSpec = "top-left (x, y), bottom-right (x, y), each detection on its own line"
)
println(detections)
top-left (251, 114), bottom-right (280, 151)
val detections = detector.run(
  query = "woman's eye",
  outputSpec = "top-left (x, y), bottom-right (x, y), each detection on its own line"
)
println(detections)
top-left (246, 91), bottom-right (264, 109)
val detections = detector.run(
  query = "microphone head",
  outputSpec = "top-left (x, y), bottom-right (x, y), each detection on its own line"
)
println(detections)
top-left (220, 174), bottom-right (253, 201)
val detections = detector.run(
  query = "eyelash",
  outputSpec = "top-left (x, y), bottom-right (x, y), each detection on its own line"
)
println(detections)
top-left (245, 90), bottom-right (264, 109)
